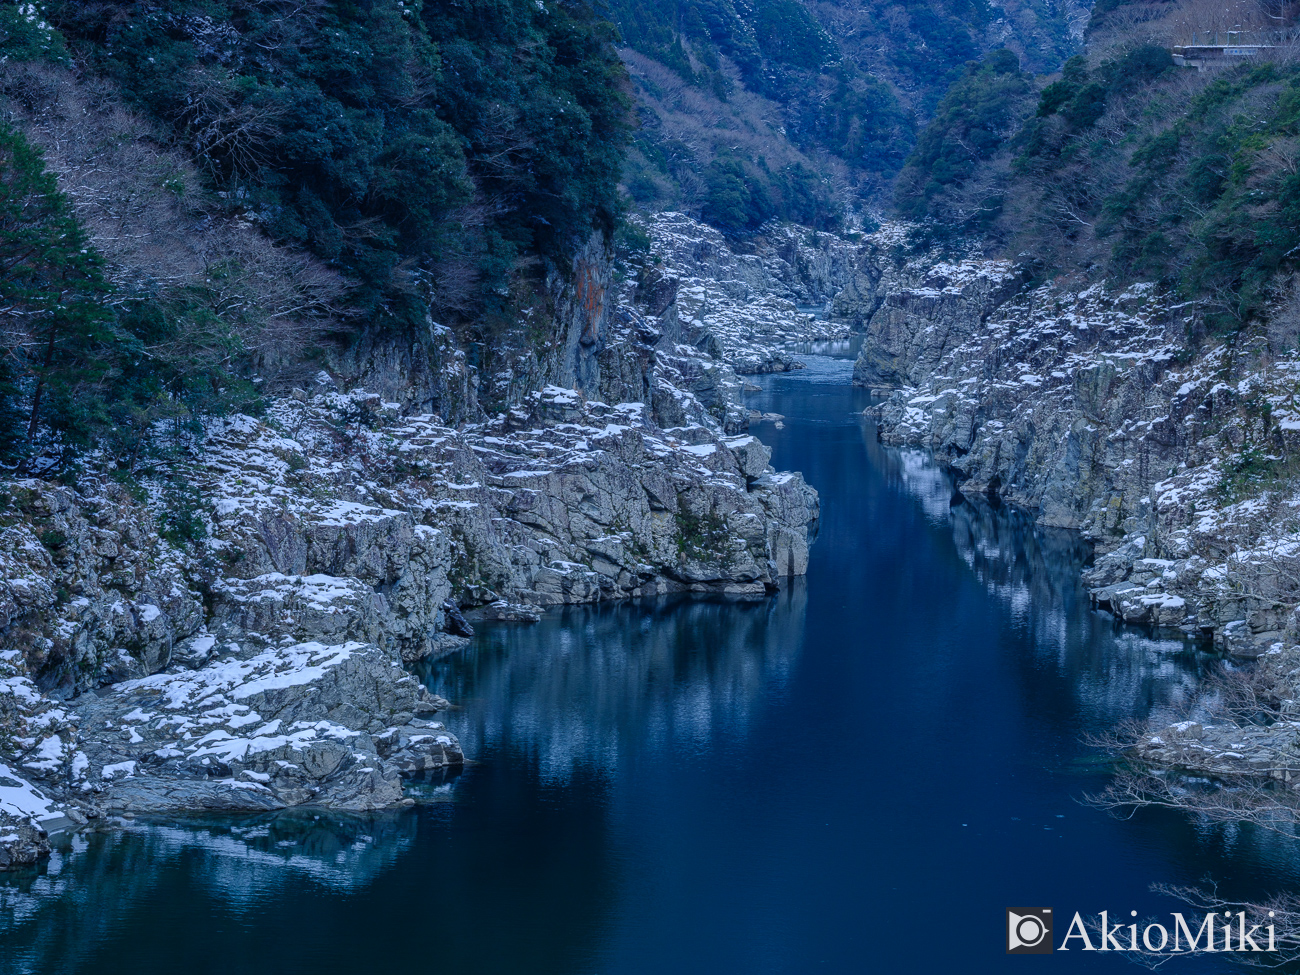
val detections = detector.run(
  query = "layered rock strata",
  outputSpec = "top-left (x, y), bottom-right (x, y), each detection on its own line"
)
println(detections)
top-left (0, 213), bottom-right (832, 865)
top-left (842, 228), bottom-right (1300, 807)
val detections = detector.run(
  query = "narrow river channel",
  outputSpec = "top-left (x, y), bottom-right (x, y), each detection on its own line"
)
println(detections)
top-left (1, 351), bottom-right (1295, 974)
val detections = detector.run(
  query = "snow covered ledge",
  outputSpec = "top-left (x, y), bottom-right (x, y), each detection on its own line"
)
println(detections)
top-left (0, 636), bottom-right (461, 870)
top-left (0, 761), bottom-right (64, 869)
top-left (68, 639), bottom-right (462, 815)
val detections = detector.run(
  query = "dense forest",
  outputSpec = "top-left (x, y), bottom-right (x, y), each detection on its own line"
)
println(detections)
top-left (0, 0), bottom-right (630, 473)
top-left (894, 0), bottom-right (1300, 338)
top-left (608, 0), bottom-right (1086, 225)
top-left (46, 0), bottom-right (630, 322)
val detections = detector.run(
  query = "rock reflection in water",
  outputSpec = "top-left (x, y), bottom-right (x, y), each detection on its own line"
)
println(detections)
top-left (950, 497), bottom-right (1208, 728)
top-left (864, 422), bottom-right (1212, 736)
top-left (0, 805), bottom-right (431, 975)
top-left (421, 586), bottom-right (808, 784)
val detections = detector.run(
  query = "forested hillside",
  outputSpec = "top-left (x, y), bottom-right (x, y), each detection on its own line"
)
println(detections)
top-left (46, 0), bottom-right (629, 323)
top-left (893, 0), bottom-right (1300, 338)
top-left (0, 0), bottom-right (630, 473)
top-left (609, 0), bottom-right (1089, 226)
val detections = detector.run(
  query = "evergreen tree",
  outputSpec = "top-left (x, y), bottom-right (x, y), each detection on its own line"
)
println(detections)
top-left (48, 0), bottom-right (632, 330)
top-left (893, 49), bottom-right (1032, 225)
top-left (0, 123), bottom-right (121, 469)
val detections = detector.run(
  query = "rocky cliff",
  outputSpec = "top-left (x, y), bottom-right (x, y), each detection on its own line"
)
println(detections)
top-left (841, 233), bottom-right (1300, 802)
top-left (631, 211), bottom-right (899, 424)
top-left (0, 211), bottom-right (842, 867)
top-left (852, 238), bottom-right (1300, 660)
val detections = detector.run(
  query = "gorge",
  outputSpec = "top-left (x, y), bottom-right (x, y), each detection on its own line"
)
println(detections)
top-left (2, 0), bottom-right (1300, 970)
top-left (0, 348), bottom-right (1291, 974)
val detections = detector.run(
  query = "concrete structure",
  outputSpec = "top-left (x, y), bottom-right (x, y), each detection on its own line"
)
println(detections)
top-left (1172, 30), bottom-right (1280, 70)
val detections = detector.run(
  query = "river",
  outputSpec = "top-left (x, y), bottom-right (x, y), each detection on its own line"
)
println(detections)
top-left (1, 351), bottom-right (1296, 973)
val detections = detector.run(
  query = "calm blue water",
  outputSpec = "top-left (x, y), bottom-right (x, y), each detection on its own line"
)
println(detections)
top-left (1, 353), bottom-right (1295, 974)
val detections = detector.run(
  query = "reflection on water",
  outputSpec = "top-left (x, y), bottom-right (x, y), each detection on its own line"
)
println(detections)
top-left (865, 426), bottom-right (1209, 733)
top-left (781, 336), bottom-right (861, 359)
top-left (0, 810), bottom-right (423, 975)
top-left (420, 588), bottom-right (807, 786)
top-left (0, 352), bottom-right (1294, 975)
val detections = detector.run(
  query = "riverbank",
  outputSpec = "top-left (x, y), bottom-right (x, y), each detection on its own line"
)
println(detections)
top-left (851, 237), bottom-right (1300, 804)
top-left (4, 349), bottom-right (1274, 975)
top-left (0, 212), bottom-right (850, 867)
top-left (861, 265), bottom-right (1300, 651)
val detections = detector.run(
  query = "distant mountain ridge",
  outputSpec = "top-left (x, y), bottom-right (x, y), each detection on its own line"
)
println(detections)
top-left (609, 0), bottom-right (1091, 226)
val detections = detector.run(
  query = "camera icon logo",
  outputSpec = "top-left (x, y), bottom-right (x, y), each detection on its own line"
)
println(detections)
top-left (1007, 907), bottom-right (1054, 954)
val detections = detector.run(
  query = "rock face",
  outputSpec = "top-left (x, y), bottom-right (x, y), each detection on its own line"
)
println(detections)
top-left (841, 235), bottom-right (1300, 797)
top-left (201, 383), bottom-right (819, 613)
top-left (2, 628), bottom-right (459, 819)
top-left (0, 212), bottom-right (834, 867)
top-left (853, 238), bottom-right (1300, 658)
top-left (0, 381), bottom-right (817, 846)
top-left (0, 481), bottom-right (205, 698)
top-left (331, 214), bottom-right (879, 438)
top-left (850, 257), bottom-right (1024, 388)
top-left (867, 280), bottom-right (1185, 531)
top-left (1134, 714), bottom-right (1300, 781)
top-left (73, 641), bottom-right (460, 813)
top-left (626, 213), bottom-right (868, 431)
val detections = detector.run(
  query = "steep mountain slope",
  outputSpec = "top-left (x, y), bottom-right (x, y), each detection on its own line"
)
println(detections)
top-left (849, 3), bottom-right (1300, 822)
top-left (611, 0), bottom-right (1090, 222)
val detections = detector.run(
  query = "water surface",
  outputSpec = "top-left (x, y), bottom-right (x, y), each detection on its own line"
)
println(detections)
top-left (2, 353), bottom-right (1294, 974)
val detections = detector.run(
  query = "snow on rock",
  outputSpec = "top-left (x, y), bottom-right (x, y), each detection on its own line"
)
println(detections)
top-left (0, 334), bottom-right (818, 855)
top-left (0, 762), bottom-right (59, 823)
top-left (0, 211), bottom-right (834, 861)
top-left (620, 213), bottom-right (869, 433)
top-left (861, 242), bottom-right (1300, 655)
top-left (639, 212), bottom-right (853, 374)
top-left (0, 753), bottom-right (59, 869)
top-left (848, 241), bottom-right (1300, 781)
top-left (0, 377), bottom-right (817, 827)
top-left (68, 639), bottom-right (460, 814)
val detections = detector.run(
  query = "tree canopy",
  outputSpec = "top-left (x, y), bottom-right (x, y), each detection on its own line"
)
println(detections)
top-left (47, 0), bottom-right (632, 328)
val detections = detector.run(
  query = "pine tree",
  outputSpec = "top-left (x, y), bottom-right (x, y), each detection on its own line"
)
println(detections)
top-left (0, 122), bottom-right (120, 469)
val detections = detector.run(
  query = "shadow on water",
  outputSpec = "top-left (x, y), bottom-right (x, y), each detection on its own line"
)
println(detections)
top-left (3, 352), bottom-right (1300, 974)
top-left (419, 587), bottom-right (809, 781)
